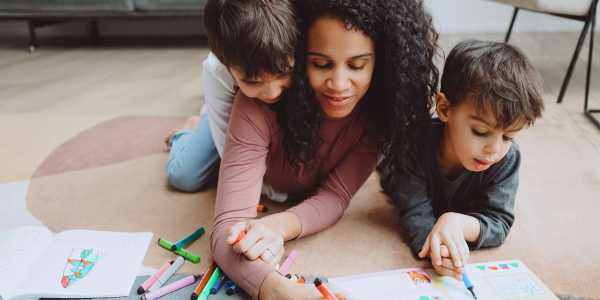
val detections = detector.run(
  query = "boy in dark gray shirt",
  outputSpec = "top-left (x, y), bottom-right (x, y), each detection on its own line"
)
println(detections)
top-left (379, 40), bottom-right (545, 279)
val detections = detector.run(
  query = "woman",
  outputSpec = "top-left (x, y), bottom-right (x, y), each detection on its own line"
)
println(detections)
top-left (210, 0), bottom-right (439, 299)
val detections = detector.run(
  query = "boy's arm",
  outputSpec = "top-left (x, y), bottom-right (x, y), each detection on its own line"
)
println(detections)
top-left (201, 52), bottom-right (237, 156)
top-left (467, 144), bottom-right (520, 249)
top-left (382, 161), bottom-right (437, 257)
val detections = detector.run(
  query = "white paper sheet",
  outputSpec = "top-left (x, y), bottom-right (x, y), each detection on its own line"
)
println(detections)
top-left (0, 226), bottom-right (53, 300)
top-left (330, 260), bottom-right (557, 300)
top-left (10, 229), bottom-right (152, 300)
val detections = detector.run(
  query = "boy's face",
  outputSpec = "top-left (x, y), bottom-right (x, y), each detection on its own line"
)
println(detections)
top-left (229, 65), bottom-right (293, 104)
top-left (437, 93), bottom-right (523, 173)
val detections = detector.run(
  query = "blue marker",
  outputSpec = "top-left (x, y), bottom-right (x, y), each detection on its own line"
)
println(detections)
top-left (462, 270), bottom-right (477, 299)
top-left (224, 280), bottom-right (239, 295)
top-left (210, 273), bottom-right (227, 294)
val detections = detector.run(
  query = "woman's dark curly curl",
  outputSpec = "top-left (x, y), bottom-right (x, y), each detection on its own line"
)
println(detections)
top-left (275, 0), bottom-right (439, 176)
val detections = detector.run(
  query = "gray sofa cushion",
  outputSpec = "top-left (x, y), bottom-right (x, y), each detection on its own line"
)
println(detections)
top-left (133, 0), bottom-right (205, 11)
top-left (0, 0), bottom-right (134, 12)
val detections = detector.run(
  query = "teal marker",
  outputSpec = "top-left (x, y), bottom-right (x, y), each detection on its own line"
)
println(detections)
top-left (172, 227), bottom-right (205, 250)
top-left (198, 267), bottom-right (221, 300)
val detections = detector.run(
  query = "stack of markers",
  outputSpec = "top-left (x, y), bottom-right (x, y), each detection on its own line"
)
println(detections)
top-left (137, 256), bottom-right (202, 300)
top-left (138, 226), bottom-right (206, 300)
top-left (157, 226), bottom-right (205, 264)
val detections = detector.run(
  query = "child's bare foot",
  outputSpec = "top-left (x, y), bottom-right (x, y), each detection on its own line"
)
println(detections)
top-left (165, 116), bottom-right (201, 149)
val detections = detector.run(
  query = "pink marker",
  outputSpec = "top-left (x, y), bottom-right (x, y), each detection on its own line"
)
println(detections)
top-left (279, 250), bottom-right (299, 274)
top-left (141, 274), bottom-right (201, 300)
top-left (137, 260), bottom-right (173, 295)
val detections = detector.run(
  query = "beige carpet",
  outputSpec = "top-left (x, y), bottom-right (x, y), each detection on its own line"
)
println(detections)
top-left (1, 32), bottom-right (599, 299)
top-left (9, 109), bottom-right (598, 298)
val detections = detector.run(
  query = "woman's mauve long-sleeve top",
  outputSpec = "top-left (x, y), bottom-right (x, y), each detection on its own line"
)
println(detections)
top-left (210, 93), bottom-right (380, 298)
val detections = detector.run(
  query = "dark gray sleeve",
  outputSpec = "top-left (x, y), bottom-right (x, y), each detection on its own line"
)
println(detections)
top-left (383, 163), bottom-right (436, 257)
top-left (467, 145), bottom-right (520, 249)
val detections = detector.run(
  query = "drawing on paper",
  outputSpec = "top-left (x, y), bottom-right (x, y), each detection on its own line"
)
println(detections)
top-left (408, 270), bottom-right (432, 285)
top-left (60, 248), bottom-right (101, 288)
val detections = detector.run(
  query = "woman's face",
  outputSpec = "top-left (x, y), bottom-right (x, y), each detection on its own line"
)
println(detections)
top-left (306, 16), bottom-right (375, 119)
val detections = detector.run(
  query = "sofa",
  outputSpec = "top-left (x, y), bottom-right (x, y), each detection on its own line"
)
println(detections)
top-left (0, 0), bottom-right (207, 52)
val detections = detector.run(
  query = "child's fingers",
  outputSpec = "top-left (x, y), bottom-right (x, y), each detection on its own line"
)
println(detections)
top-left (441, 257), bottom-right (464, 275)
top-left (430, 234), bottom-right (442, 266)
top-left (443, 238), bottom-right (463, 268)
top-left (455, 236), bottom-right (470, 266)
top-left (462, 239), bottom-right (471, 260)
top-left (433, 262), bottom-right (459, 279)
top-left (440, 245), bottom-right (450, 258)
top-left (418, 234), bottom-right (432, 258)
top-left (450, 235), bottom-right (467, 267)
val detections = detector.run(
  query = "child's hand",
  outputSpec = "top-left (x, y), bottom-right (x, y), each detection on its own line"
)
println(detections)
top-left (227, 220), bottom-right (284, 266)
top-left (431, 245), bottom-right (464, 280)
top-left (418, 212), bottom-right (470, 276)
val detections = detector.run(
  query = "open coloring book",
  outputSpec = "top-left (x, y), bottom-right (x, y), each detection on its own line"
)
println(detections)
top-left (330, 260), bottom-right (558, 300)
top-left (0, 226), bottom-right (152, 300)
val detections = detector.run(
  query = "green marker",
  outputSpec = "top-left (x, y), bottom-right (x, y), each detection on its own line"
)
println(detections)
top-left (198, 266), bottom-right (221, 300)
top-left (158, 238), bottom-right (201, 264)
top-left (158, 238), bottom-right (175, 251)
top-left (172, 227), bottom-right (205, 251)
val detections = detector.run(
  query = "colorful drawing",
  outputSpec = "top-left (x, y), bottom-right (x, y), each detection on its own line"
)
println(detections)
top-left (418, 296), bottom-right (442, 300)
top-left (61, 248), bottom-right (100, 288)
top-left (407, 270), bottom-right (432, 285)
top-left (477, 261), bottom-right (521, 272)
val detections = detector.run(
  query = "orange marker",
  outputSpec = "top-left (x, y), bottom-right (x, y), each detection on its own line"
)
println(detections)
top-left (191, 263), bottom-right (216, 300)
top-left (314, 278), bottom-right (338, 300)
top-left (257, 204), bottom-right (268, 213)
top-left (232, 231), bottom-right (246, 245)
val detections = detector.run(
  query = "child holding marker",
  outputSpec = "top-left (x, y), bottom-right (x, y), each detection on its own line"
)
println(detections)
top-left (379, 40), bottom-right (544, 280)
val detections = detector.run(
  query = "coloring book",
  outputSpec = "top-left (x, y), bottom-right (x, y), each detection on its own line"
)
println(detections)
top-left (0, 226), bottom-right (152, 300)
top-left (330, 260), bottom-right (558, 300)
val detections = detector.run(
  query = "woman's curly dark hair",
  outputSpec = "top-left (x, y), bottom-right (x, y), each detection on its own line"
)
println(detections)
top-left (274, 0), bottom-right (440, 175)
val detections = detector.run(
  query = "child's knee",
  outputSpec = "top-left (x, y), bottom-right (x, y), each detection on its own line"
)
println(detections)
top-left (167, 167), bottom-right (203, 192)
top-left (167, 164), bottom-right (215, 192)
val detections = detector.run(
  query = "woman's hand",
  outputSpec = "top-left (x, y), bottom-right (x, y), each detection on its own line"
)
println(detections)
top-left (259, 272), bottom-right (351, 300)
top-left (227, 220), bottom-right (285, 266)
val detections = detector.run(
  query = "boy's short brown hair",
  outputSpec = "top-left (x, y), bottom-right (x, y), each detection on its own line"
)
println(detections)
top-left (204, 0), bottom-right (297, 78)
top-left (441, 39), bottom-right (544, 129)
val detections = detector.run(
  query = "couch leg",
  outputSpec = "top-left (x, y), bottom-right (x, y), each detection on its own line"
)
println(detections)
top-left (90, 20), bottom-right (99, 43)
top-left (28, 20), bottom-right (37, 53)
